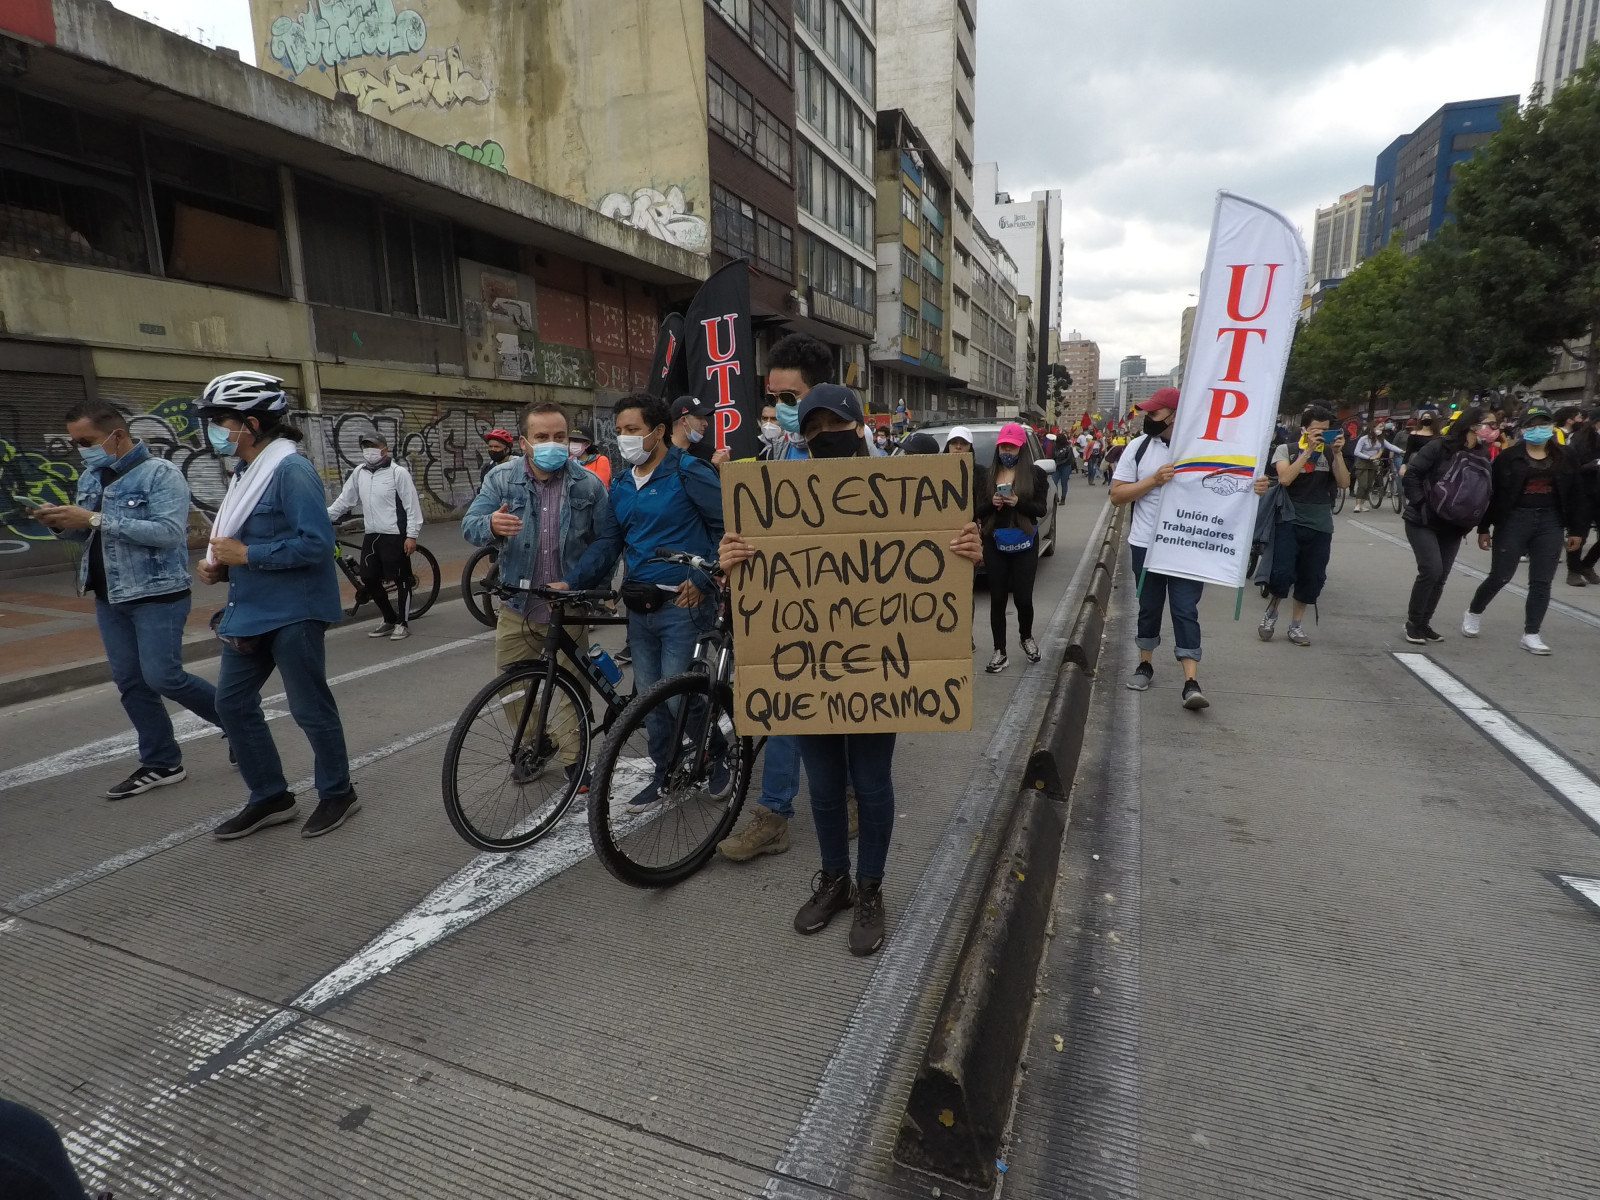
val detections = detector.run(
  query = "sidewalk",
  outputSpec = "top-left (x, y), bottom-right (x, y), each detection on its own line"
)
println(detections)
top-left (0, 520), bottom-right (480, 705)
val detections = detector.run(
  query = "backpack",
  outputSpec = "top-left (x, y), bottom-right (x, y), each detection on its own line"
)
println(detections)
top-left (1426, 449), bottom-right (1492, 528)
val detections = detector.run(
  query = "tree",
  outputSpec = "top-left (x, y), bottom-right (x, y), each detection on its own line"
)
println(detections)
top-left (1451, 42), bottom-right (1600, 402)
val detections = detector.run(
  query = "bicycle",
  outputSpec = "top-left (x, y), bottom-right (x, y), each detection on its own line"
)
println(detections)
top-left (333, 524), bottom-right (440, 621)
top-left (588, 548), bottom-right (758, 888)
top-left (441, 583), bottom-right (630, 851)
top-left (462, 544), bottom-right (500, 628)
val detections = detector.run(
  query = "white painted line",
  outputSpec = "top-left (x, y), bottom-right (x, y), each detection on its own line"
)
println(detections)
top-left (0, 633), bottom-right (490, 794)
top-left (1393, 653), bottom-right (1600, 831)
top-left (1353, 519), bottom-right (1600, 632)
top-left (4, 720), bottom-right (456, 911)
top-left (1556, 874), bottom-right (1600, 915)
top-left (765, 501), bottom-right (1112, 1197)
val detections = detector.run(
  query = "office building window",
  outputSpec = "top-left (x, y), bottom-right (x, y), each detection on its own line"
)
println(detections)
top-left (901, 186), bottom-right (917, 222)
top-left (756, 209), bottom-right (794, 280)
top-left (712, 184), bottom-right (757, 259)
top-left (804, 231), bottom-right (874, 312)
top-left (901, 304), bottom-right (918, 337)
top-left (749, 0), bottom-right (790, 79)
top-left (900, 246), bottom-right (918, 280)
top-left (708, 62), bottom-right (791, 182)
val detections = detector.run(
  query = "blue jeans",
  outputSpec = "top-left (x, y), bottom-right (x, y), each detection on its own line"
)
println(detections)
top-left (215, 620), bottom-right (351, 804)
top-left (797, 733), bottom-right (896, 881)
top-left (757, 734), bottom-right (802, 817)
top-left (96, 594), bottom-right (220, 769)
top-left (628, 598), bottom-right (720, 773)
top-left (1129, 544), bottom-right (1203, 662)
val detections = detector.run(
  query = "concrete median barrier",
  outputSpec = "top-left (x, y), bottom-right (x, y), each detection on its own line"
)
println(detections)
top-left (893, 504), bottom-right (1126, 1187)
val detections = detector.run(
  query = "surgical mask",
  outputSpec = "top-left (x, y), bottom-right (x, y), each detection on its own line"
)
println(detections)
top-left (568, 441), bottom-right (589, 458)
top-left (78, 438), bottom-right (115, 470)
top-left (207, 424), bottom-right (237, 457)
top-left (686, 424), bottom-right (705, 445)
top-left (362, 448), bottom-right (385, 466)
top-left (617, 433), bottom-right (652, 466)
top-left (760, 421), bottom-right (783, 442)
top-left (775, 402), bottom-right (800, 434)
top-left (1522, 425), bottom-right (1555, 445)
top-left (1475, 426), bottom-right (1498, 446)
top-left (530, 442), bottom-right (570, 471)
top-left (807, 429), bottom-right (863, 459)
top-left (997, 451), bottom-right (1019, 468)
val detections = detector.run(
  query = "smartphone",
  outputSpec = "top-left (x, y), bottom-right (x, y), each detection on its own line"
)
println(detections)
top-left (11, 494), bottom-right (38, 510)
top-left (1320, 429), bottom-right (1340, 445)
top-left (996, 482), bottom-right (1013, 496)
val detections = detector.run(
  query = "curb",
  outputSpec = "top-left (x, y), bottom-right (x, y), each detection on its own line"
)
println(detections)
top-left (0, 582), bottom-right (467, 709)
top-left (894, 507), bottom-right (1125, 1187)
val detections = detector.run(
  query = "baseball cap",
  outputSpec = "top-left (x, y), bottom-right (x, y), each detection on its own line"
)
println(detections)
top-left (670, 394), bottom-right (710, 422)
top-left (797, 383), bottom-right (864, 430)
top-left (997, 422), bottom-right (1028, 447)
top-left (901, 432), bottom-right (941, 455)
top-left (358, 433), bottom-right (386, 448)
top-left (946, 425), bottom-right (974, 444)
top-left (1135, 386), bottom-right (1180, 413)
top-left (1521, 403), bottom-right (1554, 425)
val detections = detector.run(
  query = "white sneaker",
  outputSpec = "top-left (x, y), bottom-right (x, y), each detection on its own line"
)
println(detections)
top-left (1520, 632), bottom-right (1551, 655)
top-left (1461, 611), bottom-right (1480, 638)
top-left (369, 622), bottom-right (395, 638)
top-left (1353, 502), bottom-right (1364, 513)
top-left (390, 625), bottom-right (411, 641)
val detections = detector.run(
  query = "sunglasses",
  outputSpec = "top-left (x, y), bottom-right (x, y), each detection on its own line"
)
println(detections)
top-left (765, 390), bottom-right (801, 406)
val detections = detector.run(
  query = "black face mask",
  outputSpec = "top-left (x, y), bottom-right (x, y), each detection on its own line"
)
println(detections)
top-left (1143, 415), bottom-right (1171, 438)
top-left (488, 449), bottom-right (510, 463)
top-left (807, 429), bottom-right (864, 459)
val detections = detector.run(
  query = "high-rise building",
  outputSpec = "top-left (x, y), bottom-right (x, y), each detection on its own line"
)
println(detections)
top-left (1058, 331), bottom-right (1100, 427)
top-left (1535, 0), bottom-right (1600, 98)
top-left (1366, 97), bottom-right (1516, 257)
top-left (974, 163), bottom-right (1062, 415)
top-left (1309, 186), bottom-right (1373, 285)
top-left (249, 0), bottom-right (878, 383)
top-left (967, 219), bottom-right (1020, 418)
top-left (877, 0), bottom-right (978, 402)
top-left (1118, 355), bottom-right (1146, 393)
top-left (1094, 378), bottom-right (1118, 416)
top-left (1012, 295), bottom-right (1037, 420)
top-left (1122, 373), bottom-right (1173, 408)
top-left (1177, 307), bottom-right (1196, 387)
top-left (870, 109), bottom-right (957, 423)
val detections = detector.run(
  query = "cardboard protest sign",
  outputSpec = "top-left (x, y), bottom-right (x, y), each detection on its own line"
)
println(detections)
top-left (721, 454), bottom-right (974, 736)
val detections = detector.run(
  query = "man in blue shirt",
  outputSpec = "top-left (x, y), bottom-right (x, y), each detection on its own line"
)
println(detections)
top-left (604, 393), bottom-right (728, 809)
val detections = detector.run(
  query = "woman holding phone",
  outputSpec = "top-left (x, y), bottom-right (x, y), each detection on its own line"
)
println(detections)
top-left (975, 423), bottom-right (1050, 673)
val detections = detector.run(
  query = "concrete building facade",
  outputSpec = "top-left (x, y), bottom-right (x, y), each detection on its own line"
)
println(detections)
top-left (876, 0), bottom-right (978, 398)
top-left (1309, 185), bottom-right (1373, 286)
top-left (0, 1), bottom-right (702, 572)
top-left (974, 162), bottom-right (1061, 415)
top-left (963, 218), bottom-right (1018, 422)
top-left (1094, 377), bottom-right (1118, 417)
top-left (1535, 0), bottom-right (1600, 98)
top-left (1057, 330), bottom-right (1099, 428)
top-left (1366, 97), bottom-right (1516, 257)
top-left (1177, 306), bottom-right (1196, 387)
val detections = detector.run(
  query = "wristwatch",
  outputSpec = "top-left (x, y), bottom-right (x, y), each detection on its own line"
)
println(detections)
top-left (89, 512), bottom-right (102, 529)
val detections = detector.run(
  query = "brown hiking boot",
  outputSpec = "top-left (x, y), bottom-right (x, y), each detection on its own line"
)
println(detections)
top-left (794, 869), bottom-right (855, 934)
top-left (849, 877), bottom-right (887, 956)
top-left (717, 805), bottom-right (790, 861)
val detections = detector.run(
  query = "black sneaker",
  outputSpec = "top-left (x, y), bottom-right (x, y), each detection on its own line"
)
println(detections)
top-left (849, 877), bottom-right (887, 957)
top-left (1422, 625), bottom-right (1445, 643)
top-left (1181, 680), bottom-right (1210, 711)
top-left (794, 869), bottom-right (855, 934)
top-left (1404, 623), bottom-right (1428, 645)
top-left (614, 645), bottom-right (632, 667)
top-left (565, 762), bottom-right (591, 794)
top-left (301, 789), bottom-right (361, 838)
top-left (105, 765), bottom-right (185, 800)
top-left (213, 791), bottom-right (298, 839)
top-left (1126, 662), bottom-right (1154, 691)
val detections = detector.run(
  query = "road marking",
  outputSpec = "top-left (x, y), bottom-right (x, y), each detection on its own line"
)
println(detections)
top-left (764, 500), bottom-right (1113, 1197)
top-left (0, 633), bottom-right (490, 794)
top-left (3, 721), bottom-right (457, 911)
top-left (1554, 873), bottom-right (1600, 917)
top-left (1353, 519), bottom-right (1600, 632)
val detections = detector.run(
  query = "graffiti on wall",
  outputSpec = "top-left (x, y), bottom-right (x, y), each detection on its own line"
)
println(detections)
top-left (447, 139), bottom-right (507, 172)
top-left (0, 436), bottom-right (78, 556)
top-left (597, 186), bottom-right (709, 253)
top-left (268, 1), bottom-right (488, 116)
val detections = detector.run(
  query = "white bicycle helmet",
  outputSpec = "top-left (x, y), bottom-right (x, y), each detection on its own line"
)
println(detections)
top-left (198, 370), bottom-right (288, 415)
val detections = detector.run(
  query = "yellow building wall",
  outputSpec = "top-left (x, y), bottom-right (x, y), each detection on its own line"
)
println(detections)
top-left (248, 0), bottom-right (712, 255)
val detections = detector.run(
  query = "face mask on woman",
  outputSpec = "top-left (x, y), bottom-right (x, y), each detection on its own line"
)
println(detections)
top-left (996, 449), bottom-right (1020, 468)
top-left (207, 424), bottom-right (239, 457)
top-left (567, 440), bottom-right (589, 458)
top-left (1474, 425), bottom-right (1497, 446)
top-left (1522, 425), bottom-right (1555, 445)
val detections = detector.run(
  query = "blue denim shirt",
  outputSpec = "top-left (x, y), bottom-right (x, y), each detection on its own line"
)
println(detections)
top-left (63, 442), bottom-right (193, 604)
top-left (461, 456), bottom-right (620, 615)
top-left (607, 446), bottom-right (723, 587)
top-left (216, 451), bottom-right (344, 637)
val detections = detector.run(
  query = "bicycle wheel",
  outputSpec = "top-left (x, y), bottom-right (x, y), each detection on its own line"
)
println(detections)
top-left (400, 545), bottom-right (441, 619)
top-left (462, 545), bottom-right (499, 628)
top-left (588, 671), bottom-right (751, 887)
top-left (442, 661), bottom-right (592, 851)
top-left (1391, 479), bottom-right (1404, 513)
top-left (1331, 486), bottom-right (1346, 515)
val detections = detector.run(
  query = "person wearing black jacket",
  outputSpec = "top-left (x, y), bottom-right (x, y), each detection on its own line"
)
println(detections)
top-left (1565, 418), bottom-right (1600, 586)
top-left (1400, 407), bottom-right (1494, 644)
top-left (1462, 405), bottom-right (1590, 654)
top-left (975, 423), bottom-right (1050, 673)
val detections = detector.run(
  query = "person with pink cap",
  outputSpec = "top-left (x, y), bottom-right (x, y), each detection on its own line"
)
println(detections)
top-left (976, 422), bottom-right (1051, 672)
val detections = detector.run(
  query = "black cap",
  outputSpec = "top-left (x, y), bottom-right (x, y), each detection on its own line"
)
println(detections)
top-left (358, 433), bottom-right (386, 448)
top-left (1521, 403), bottom-right (1553, 425)
top-left (670, 394), bottom-right (710, 422)
top-left (901, 431), bottom-right (941, 455)
top-left (797, 383), bottom-right (864, 431)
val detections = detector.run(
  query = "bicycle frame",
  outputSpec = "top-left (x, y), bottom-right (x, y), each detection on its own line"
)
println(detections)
top-left (505, 596), bottom-right (629, 762)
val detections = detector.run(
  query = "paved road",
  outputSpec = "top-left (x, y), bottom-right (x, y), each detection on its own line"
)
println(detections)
top-left (0, 493), bottom-right (1107, 1199)
top-left (1003, 501), bottom-right (1600, 1199)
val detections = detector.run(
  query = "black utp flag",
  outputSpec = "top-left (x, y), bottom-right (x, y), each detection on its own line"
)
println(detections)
top-left (647, 311), bottom-right (687, 401)
top-left (684, 260), bottom-right (760, 461)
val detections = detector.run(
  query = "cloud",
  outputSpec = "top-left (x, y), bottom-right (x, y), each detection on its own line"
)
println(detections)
top-left (978, 0), bottom-right (1546, 372)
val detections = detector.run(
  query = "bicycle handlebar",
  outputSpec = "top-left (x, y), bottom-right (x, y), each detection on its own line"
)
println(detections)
top-left (648, 547), bottom-right (722, 576)
top-left (493, 582), bottom-right (617, 604)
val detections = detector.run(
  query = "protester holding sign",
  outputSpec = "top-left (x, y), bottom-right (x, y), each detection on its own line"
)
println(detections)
top-left (717, 384), bottom-right (982, 956)
top-left (976, 422), bottom-right (1049, 673)
top-left (1259, 406), bottom-right (1350, 647)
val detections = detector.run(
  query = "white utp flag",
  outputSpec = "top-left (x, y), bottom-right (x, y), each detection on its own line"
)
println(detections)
top-left (1145, 192), bottom-right (1307, 587)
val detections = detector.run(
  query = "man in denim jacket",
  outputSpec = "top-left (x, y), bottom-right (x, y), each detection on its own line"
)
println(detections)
top-left (462, 402), bottom-right (619, 791)
top-left (33, 401), bottom-right (221, 799)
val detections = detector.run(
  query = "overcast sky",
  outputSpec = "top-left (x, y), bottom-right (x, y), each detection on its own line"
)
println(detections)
top-left (120, 0), bottom-right (1546, 377)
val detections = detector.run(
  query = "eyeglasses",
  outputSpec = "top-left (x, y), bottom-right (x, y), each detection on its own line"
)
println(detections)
top-left (764, 390), bottom-right (801, 406)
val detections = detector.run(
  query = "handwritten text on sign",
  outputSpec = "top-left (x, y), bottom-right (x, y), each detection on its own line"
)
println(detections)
top-left (721, 455), bottom-right (974, 735)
